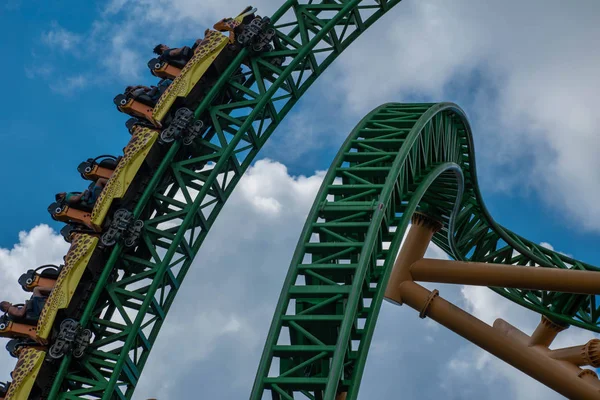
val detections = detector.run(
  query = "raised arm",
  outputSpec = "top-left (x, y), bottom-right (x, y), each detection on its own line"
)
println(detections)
top-left (7, 305), bottom-right (26, 319)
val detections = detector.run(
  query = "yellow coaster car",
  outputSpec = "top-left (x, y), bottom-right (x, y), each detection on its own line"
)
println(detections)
top-left (48, 125), bottom-right (162, 247)
top-left (0, 233), bottom-right (100, 359)
top-left (3, 348), bottom-right (47, 400)
top-left (35, 234), bottom-right (97, 348)
top-left (115, 6), bottom-right (275, 129)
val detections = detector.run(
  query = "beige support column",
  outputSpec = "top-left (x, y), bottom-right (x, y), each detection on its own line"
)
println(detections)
top-left (409, 258), bottom-right (600, 295)
top-left (384, 213), bottom-right (442, 305)
top-left (529, 316), bottom-right (568, 347)
top-left (580, 370), bottom-right (600, 385)
top-left (335, 392), bottom-right (347, 400)
top-left (398, 281), bottom-right (600, 399)
top-left (493, 319), bottom-right (600, 390)
top-left (549, 340), bottom-right (600, 368)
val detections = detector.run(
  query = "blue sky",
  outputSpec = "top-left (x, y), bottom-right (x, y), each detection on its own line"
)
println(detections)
top-left (0, 0), bottom-right (599, 398)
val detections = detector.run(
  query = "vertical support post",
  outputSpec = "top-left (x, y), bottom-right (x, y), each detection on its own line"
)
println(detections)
top-left (549, 339), bottom-right (600, 367)
top-left (383, 212), bottom-right (600, 399)
top-left (529, 316), bottom-right (568, 347)
top-left (397, 281), bottom-right (600, 399)
top-left (385, 212), bottom-right (442, 304)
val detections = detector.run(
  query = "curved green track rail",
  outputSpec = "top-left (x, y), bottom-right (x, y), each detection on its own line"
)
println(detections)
top-left (48, 1), bottom-right (406, 398)
top-left (252, 103), bottom-right (600, 399)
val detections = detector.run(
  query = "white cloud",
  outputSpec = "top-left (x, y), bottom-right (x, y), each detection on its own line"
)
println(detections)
top-left (329, 0), bottom-right (600, 232)
top-left (103, 0), bottom-right (127, 15)
top-left (41, 23), bottom-right (82, 51)
top-left (105, 24), bottom-right (144, 81)
top-left (24, 65), bottom-right (53, 80)
top-left (238, 159), bottom-right (325, 216)
top-left (49, 75), bottom-right (88, 95)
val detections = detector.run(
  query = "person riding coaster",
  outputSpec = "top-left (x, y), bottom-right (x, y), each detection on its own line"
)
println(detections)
top-left (113, 79), bottom-right (174, 128)
top-left (48, 178), bottom-right (108, 233)
top-left (146, 6), bottom-right (278, 81)
top-left (52, 120), bottom-right (169, 248)
top-left (155, 44), bottom-right (194, 66)
top-left (0, 287), bottom-right (52, 328)
top-left (57, 178), bottom-right (108, 211)
top-left (125, 79), bottom-right (173, 107)
top-left (148, 44), bottom-right (194, 79)
top-left (119, 5), bottom-right (276, 135)
top-left (146, 7), bottom-right (257, 79)
top-left (0, 287), bottom-right (52, 343)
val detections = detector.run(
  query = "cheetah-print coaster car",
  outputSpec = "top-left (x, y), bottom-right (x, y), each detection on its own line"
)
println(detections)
top-left (152, 29), bottom-right (230, 123)
top-left (89, 127), bottom-right (159, 230)
top-left (35, 234), bottom-right (98, 342)
top-left (4, 348), bottom-right (45, 400)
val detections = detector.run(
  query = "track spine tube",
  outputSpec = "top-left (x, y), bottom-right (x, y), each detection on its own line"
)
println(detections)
top-left (250, 104), bottom-right (389, 399)
top-left (346, 162), bottom-right (464, 399)
top-left (326, 104), bottom-right (463, 399)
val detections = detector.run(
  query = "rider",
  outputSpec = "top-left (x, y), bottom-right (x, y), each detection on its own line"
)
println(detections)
top-left (0, 286), bottom-right (53, 325)
top-left (153, 44), bottom-right (193, 65)
top-left (55, 177), bottom-right (108, 210)
top-left (124, 79), bottom-right (172, 105)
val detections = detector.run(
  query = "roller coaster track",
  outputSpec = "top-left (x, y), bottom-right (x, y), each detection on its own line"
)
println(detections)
top-left (47, 1), bottom-right (406, 398)
top-left (252, 103), bottom-right (600, 399)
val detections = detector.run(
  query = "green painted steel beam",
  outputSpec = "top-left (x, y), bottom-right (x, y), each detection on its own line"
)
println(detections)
top-left (49, 0), bottom-right (406, 398)
top-left (252, 103), bottom-right (600, 399)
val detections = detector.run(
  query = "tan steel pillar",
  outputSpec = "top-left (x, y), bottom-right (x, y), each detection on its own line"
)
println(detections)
top-left (549, 340), bottom-right (600, 368)
top-left (493, 319), bottom-right (600, 390)
top-left (409, 258), bottom-right (600, 295)
top-left (335, 392), bottom-right (347, 400)
top-left (529, 316), bottom-right (568, 347)
top-left (385, 213), bottom-right (442, 305)
top-left (399, 281), bottom-right (600, 399)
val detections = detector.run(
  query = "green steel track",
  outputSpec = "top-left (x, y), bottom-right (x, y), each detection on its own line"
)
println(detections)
top-left (252, 103), bottom-right (600, 400)
top-left (48, 0), bottom-right (407, 398)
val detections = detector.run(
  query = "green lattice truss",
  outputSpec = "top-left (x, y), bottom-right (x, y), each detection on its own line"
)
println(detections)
top-left (49, 0), bottom-right (406, 398)
top-left (252, 103), bottom-right (600, 400)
